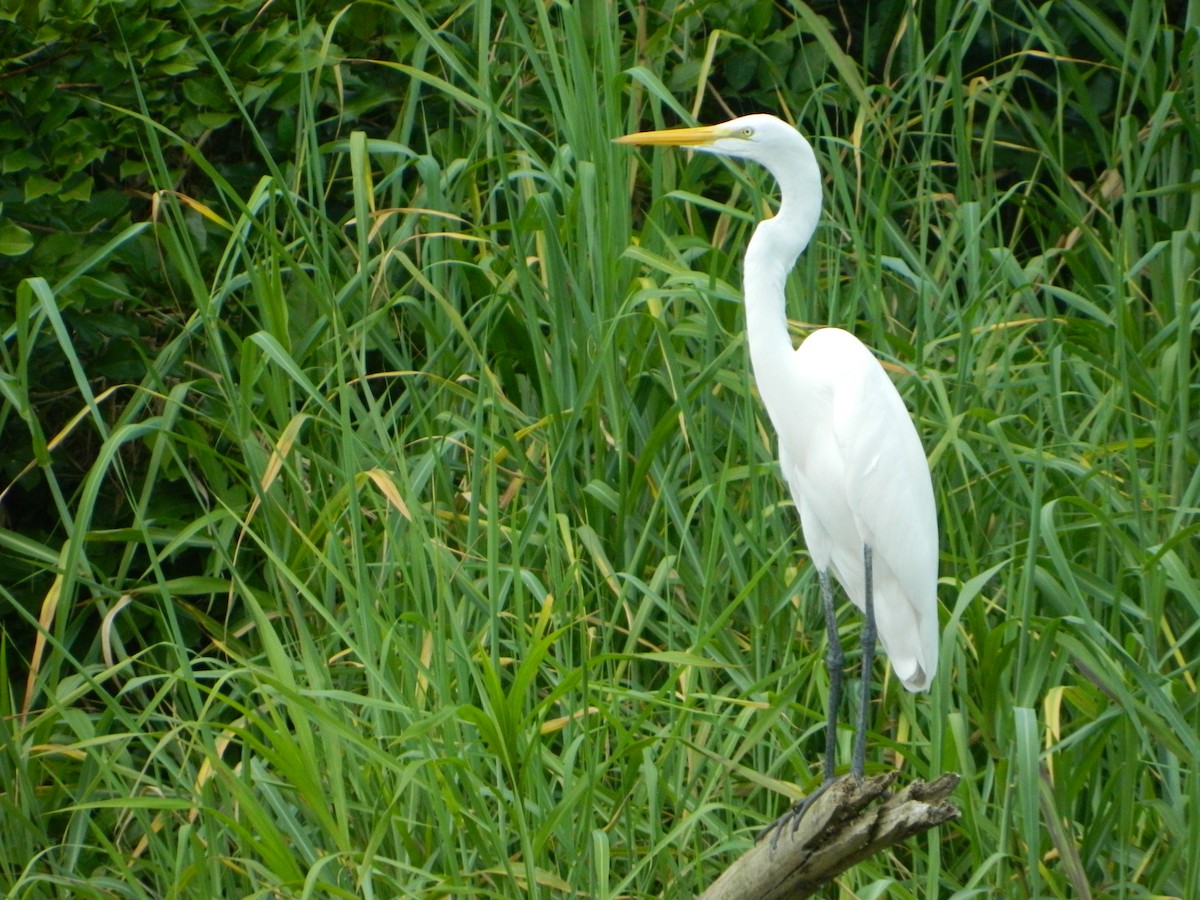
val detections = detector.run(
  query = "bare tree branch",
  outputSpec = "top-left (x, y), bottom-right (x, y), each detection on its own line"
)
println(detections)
top-left (699, 772), bottom-right (961, 900)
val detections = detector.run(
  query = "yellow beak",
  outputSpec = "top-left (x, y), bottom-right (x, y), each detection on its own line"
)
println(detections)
top-left (613, 124), bottom-right (725, 147)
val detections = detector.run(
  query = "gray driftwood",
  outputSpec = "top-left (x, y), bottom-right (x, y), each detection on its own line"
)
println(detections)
top-left (698, 772), bottom-right (961, 900)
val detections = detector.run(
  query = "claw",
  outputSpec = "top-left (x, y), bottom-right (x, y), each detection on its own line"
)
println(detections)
top-left (758, 778), bottom-right (835, 849)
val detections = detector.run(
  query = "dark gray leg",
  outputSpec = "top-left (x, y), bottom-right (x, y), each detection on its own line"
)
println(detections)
top-left (851, 543), bottom-right (876, 779)
top-left (819, 568), bottom-right (842, 783)
top-left (760, 568), bottom-right (842, 846)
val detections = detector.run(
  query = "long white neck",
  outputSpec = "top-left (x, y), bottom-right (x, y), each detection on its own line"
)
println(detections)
top-left (742, 144), bottom-right (822, 408)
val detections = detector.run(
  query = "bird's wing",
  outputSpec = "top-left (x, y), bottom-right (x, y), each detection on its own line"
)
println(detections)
top-left (829, 339), bottom-right (940, 689)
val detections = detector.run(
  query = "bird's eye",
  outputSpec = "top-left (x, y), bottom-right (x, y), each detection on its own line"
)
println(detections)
top-left (741, 126), bottom-right (755, 138)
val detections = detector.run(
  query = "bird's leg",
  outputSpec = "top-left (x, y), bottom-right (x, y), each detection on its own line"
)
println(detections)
top-left (759, 568), bottom-right (842, 846)
top-left (819, 568), bottom-right (843, 783)
top-left (852, 543), bottom-right (876, 780)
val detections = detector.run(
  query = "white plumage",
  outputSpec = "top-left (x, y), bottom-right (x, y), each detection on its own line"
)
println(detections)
top-left (617, 115), bottom-right (940, 819)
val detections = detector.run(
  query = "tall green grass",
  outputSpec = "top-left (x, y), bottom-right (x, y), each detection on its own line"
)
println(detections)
top-left (1, 0), bottom-right (1197, 897)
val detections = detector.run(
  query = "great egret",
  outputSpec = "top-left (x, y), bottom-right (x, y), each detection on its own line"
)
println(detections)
top-left (616, 115), bottom-right (938, 836)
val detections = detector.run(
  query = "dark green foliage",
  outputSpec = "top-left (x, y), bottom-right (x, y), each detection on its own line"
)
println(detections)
top-left (0, 0), bottom-right (1198, 896)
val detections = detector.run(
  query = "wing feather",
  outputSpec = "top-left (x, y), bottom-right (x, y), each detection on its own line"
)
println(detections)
top-left (782, 329), bottom-right (939, 690)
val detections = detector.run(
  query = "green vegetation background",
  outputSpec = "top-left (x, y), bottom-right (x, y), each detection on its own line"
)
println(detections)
top-left (1, 0), bottom-right (1197, 896)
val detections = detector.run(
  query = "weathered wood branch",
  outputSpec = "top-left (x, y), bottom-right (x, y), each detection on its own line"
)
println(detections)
top-left (698, 772), bottom-right (961, 900)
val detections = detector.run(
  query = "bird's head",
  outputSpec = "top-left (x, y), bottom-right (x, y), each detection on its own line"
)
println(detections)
top-left (616, 112), bottom-right (823, 260)
top-left (614, 114), bottom-right (808, 168)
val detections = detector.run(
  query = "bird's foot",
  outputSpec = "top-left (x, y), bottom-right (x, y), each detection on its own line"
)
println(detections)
top-left (758, 778), bottom-right (835, 850)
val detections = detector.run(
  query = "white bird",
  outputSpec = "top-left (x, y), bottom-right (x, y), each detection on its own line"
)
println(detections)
top-left (616, 114), bottom-right (939, 835)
